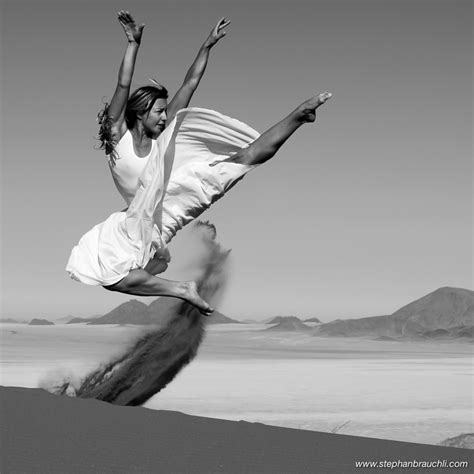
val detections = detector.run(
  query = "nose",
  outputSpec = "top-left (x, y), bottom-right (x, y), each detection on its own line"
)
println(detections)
top-left (161, 110), bottom-right (167, 121)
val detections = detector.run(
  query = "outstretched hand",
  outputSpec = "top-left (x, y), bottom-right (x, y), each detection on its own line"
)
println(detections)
top-left (204, 17), bottom-right (231, 48)
top-left (118, 10), bottom-right (145, 44)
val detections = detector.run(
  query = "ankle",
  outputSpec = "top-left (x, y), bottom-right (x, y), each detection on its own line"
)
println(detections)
top-left (285, 108), bottom-right (306, 127)
top-left (172, 281), bottom-right (189, 299)
top-left (292, 106), bottom-right (313, 124)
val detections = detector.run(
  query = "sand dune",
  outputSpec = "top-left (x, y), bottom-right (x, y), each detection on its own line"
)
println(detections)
top-left (2, 387), bottom-right (472, 474)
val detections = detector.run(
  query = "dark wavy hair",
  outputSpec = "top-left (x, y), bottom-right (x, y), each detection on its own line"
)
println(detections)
top-left (97, 83), bottom-right (169, 165)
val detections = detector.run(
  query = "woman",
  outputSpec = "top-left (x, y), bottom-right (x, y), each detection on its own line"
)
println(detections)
top-left (67, 13), bottom-right (332, 314)
top-left (99, 11), bottom-right (230, 274)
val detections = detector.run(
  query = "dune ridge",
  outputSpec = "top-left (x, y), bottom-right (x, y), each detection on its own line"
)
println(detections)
top-left (2, 386), bottom-right (472, 474)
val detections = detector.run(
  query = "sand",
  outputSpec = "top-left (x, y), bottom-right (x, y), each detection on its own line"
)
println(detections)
top-left (1, 386), bottom-right (472, 474)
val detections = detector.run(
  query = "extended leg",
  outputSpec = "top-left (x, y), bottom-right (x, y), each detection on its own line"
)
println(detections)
top-left (104, 269), bottom-right (213, 315)
top-left (210, 92), bottom-right (332, 167)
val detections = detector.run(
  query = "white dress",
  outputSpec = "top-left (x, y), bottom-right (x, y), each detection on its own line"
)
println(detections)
top-left (66, 108), bottom-right (260, 286)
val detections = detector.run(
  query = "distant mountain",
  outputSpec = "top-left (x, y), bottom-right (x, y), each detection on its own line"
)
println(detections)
top-left (421, 326), bottom-right (474, 340)
top-left (147, 296), bottom-right (182, 320)
top-left (147, 297), bottom-right (239, 325)
top-left (87, 300), bottom-right (151, 325)
top-left (0, 318), bottom-right (26, 324)
top-left (67, 317), bottom-right (98, 324)
top-left (266, 316), bottom-right (302, 325)
top-left (78, 297), bottom-right (238, 325)
top-left (206, 311), bottom-right (240, 324)
top-left (315, 287), bottom-right (474, 340)
top-left (266, 318), bottom-right (311, 332)
top-left (304, 317), bottom-right (322, 323)
top-left (56, 315), bottom-right (76, 323)
top-left (29, 319), bottom-right (54, 326)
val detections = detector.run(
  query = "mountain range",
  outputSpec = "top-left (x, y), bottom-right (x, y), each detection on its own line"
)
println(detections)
top-left (264, 315), bottom-right (321, 324)
top-left (28, 319), bottom-right (54, 326)
top-left (4, 286), bottom-right (472, 339)
top-left (314, 287), bottom-right (473, 340)
top-left (265, 317), bottom-right (312, 332)
top-left (67, 297), bottom-right (239, 326)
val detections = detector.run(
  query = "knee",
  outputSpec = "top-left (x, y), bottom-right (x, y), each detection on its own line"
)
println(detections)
top-left (144, 258), bottom-right (168, 275)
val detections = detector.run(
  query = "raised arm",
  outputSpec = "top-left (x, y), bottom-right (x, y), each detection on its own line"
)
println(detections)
top-left (107, 11), bottom-right (145, 141)
top-left (167, 18), bottom-right (230, 122)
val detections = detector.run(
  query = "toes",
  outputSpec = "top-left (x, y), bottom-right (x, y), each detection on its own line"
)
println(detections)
top-left (318, 92), bottom-right (333, 104)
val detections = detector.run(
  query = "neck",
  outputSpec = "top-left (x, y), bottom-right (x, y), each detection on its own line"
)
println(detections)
top-left (129, 123), bottom-right (155, 157)
top-left (130, 123), bottom-right (152, 144)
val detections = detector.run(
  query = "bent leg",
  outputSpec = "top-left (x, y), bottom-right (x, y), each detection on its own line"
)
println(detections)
top-left (104, 269), bottom-right (213, 315)
top-left (211, 92), bottom-right (332, 167)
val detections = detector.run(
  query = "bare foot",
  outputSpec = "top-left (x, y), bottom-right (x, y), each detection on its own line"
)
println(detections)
top-left (296, 92), bottom-right (332, 123)
top-left (182, 281), bottom-right (214, 315)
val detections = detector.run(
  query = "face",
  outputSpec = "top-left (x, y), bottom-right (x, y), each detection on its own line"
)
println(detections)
top-left (142, 98), bottom-right (168, 136)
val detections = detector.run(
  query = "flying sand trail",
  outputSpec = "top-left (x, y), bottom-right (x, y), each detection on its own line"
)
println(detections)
top-left (48, 221), bottom-right (230, 406)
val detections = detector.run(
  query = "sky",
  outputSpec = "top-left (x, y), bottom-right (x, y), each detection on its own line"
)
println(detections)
top-left (1, 0), bottom-right (472, 321)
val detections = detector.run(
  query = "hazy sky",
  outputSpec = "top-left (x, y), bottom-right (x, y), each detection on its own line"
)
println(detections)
top-left (1, 0), bottom-right (472, 321)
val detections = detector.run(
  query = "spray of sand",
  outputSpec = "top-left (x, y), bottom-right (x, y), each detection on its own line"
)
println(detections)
top-left (44, 221), bottom-right (230, 406)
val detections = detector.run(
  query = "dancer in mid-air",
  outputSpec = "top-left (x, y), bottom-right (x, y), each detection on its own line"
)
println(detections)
top-left (66, 12), bottom-right (332, 314)
top-left (99, 11), bottom-right (230, 274)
